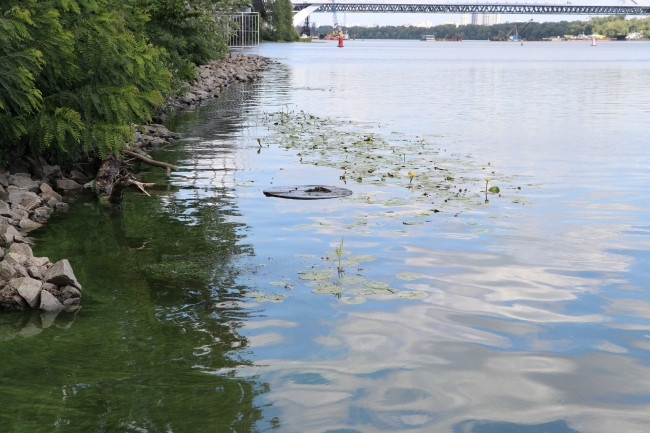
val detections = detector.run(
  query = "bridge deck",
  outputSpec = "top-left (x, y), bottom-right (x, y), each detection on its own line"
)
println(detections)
top-left (293, 3), bottom-right (650, 15)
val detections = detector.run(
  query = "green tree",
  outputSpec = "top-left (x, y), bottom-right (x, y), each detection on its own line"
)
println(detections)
top-left (0, 2), bottom-right (68, 149)
top-left (263, 0), bottom-right (299, 42)
top-left (1, 0), bottom-right (248, 164)
top-left (134, 0), bottom-right (247, 85)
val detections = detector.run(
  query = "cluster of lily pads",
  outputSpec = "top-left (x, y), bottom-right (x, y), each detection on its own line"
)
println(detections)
top-left (255, 109), bottom-right (518, 215)
top-left (243, 243), bottom-right (429, 305)
top-left (240, 109), bottom-right (526, 305)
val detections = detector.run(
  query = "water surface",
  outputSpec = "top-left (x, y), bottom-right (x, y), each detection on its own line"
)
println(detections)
top-left (2, 40), bottom-right (650, 433)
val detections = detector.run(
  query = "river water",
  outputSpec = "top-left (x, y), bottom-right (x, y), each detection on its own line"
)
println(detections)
top-left (2, 40), bottom-right (650, 432)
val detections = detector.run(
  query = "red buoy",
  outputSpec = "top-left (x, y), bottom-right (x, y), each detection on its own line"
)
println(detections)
top-left (338, 36), bottom-right (344, 48)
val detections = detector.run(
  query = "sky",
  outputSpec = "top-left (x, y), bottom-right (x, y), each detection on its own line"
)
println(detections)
top-left (302, 0), bottom-right (646, 27)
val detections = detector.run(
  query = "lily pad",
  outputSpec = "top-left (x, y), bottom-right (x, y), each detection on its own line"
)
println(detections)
top-left (312, 285), bottom-right (344, 294)
top-left (397, 291), bottom-right (428, 300)
top-left (299, 270), bottom-right (334, 280)
top-left (348, 255), bottom-right (376, 262)
top-left (364, 281), bottom-right (390, 289)
top-left (340, 296), bottom-right (367, 305)
top-left (258, 294), bottom-right (286, 303)
top-left (337, 276), bottom-right (365, 285)
top-left (396, 272), bottom-right (424, 281)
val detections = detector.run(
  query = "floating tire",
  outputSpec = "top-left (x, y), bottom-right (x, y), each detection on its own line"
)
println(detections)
top-left (263, 185), bottom-right (352, 200)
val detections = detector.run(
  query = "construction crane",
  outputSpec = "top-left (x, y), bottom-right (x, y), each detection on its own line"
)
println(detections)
top-left (332, 0), bottom-right (339, 31)
top-left (506, 19), bottom-right (533, 43)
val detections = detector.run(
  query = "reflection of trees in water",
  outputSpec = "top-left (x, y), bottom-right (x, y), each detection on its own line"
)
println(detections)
top-left (3, 109), bottom-right (271, 430)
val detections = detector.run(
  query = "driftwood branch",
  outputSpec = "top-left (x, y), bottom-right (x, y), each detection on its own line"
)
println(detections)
top-left (110, 174), bottom-right (155, 203)
top-left (92, 156), bottom-right (157, 204)
top-left (123, 150), bottom-right (178, 171)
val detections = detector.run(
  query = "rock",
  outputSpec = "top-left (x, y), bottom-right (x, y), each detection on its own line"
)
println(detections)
top-left (55, 178), bottom-right (82, 192)
top-left (19, 218), bottom-right (43, 232)
top-left (39, 289), bottom-right (64, 312)
top-left (13, 263), bottom-right (29, 278)
top-left (8, 174), bottom-right (39, 192)
top-left (149, 137), bottom-right (167, 147)
top-left (31, 206), bottom-right (53, 223)
top-left (0, 200), bottom-right (11, 217)
top-left (0, 285), bottom-right (26, 311)
top-left (63, 297), bottom-right (81, 307)
top-left (8, 242), bottom-right (33, 259)
top-left (11, 276), bottom-right (42, 309)
top-left (44, 259), bottom-right (82, 290)
top-left (26, 265), bottom-right (42, 280)
top-left (26, 256), bottom-right (50, 267)
top-left (54, 202), bottom-right (69, 212)
top-left (8, 190), bottom-right (42, 211)
top-left (0, 224), bottom-right (22, 247)
top-left (0, 261), bottom-right (17, 281)
top-left (41, 189), bottom-right (62, 203)
top-left (10, 205), bottom-right (29, 221)
top-left (69, 169), bottom-right (91, 183)
top-left (3, 252), bottom-right (28, 267)
top-left (39, 182), bottom-right (54, 194)
top-left (61, 285), bottom-right (81, 300)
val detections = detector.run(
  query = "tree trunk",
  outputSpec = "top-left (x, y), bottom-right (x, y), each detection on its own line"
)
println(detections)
top-left (93, 156), bottom-right (155, 204)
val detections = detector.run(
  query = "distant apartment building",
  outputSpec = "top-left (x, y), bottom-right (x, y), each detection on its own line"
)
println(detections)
top-left (482, 14), bottom-right (501, 26)
top-left (461, 13), bottom-right (469, 26)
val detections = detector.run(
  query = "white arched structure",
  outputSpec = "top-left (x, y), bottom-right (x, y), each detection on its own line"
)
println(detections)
top-left (292, 5), bottom-right (320, 26)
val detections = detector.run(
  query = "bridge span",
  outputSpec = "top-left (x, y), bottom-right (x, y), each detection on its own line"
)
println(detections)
top-left (292, 2), bottom-right (650, 16)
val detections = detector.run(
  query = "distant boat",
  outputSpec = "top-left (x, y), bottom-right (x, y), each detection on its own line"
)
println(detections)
top-left (420, 35), bottom-right (436, 42)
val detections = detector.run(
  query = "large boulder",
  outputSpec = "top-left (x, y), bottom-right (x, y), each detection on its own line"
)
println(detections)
top-left (8, 174), bottom-right (40, 192)
top-left (7, 189), bottom-right (42, 211)
top-left (44, 259), bottom-right (82, 290)
top-left (0, 223), bottom-right (22, 246)
top-left (0, 200), bottom-right (11, 217)
top-left (55, 178), bottom-right (82, 192)
top-left (8, 242), bottom-right (33, 259)
top-left (0, 261), bottom-right (17, 281)
top-left (11, 276), bottom-right (43, 309)
top-left (40, 289), bottom-right (65, 312)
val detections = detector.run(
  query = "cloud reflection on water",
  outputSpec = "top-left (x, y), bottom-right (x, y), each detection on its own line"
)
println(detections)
top-left (242, 300), bottom-right (650, 433)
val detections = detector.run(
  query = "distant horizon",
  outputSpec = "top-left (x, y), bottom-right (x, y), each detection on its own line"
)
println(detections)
top-left (308, 12), bottom-right (599, 28)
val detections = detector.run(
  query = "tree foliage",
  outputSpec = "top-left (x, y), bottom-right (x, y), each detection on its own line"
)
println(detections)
top-left (315, 16), bottom-right (650, 41)
top-left (0, 0), bottom-right (246, 164)
top-left (262, 0), bottom-right (299, 42)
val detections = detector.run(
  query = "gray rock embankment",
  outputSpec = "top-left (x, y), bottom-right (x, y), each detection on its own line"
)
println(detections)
top-left (0, 53), bottom-right (274, 314)
top-left (0, 162), bottom-right (89, 313)
top-left (165, 53), bottom-right (275, 111)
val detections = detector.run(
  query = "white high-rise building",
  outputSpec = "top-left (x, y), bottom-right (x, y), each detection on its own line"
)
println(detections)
top-left (471, 13), bottom-right (479, 25)
top-left (461, 14), bottom-right (469, 26)
top-left (481, 14), bottom-right (501, 26)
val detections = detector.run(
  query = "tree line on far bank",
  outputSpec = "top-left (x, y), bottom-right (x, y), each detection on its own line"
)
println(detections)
top-left (1, 0), bottom-right (249, 165)
top-left (313, 15), bottom-right (650, 41)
